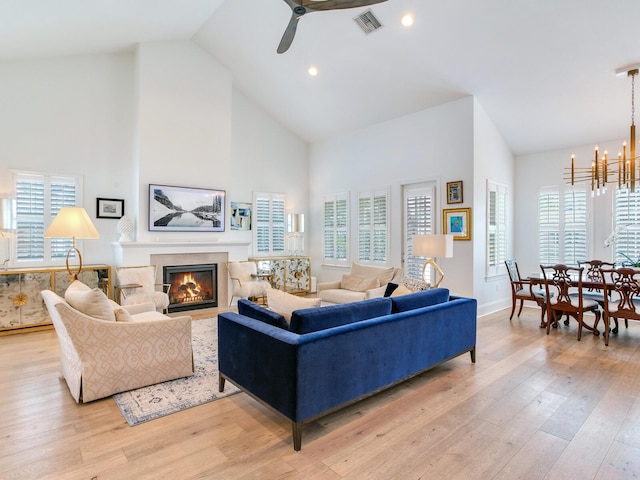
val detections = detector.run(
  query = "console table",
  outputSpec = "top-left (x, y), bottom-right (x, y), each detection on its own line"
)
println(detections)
top-left (249, 256), bottom-right (311, 295)
top-left (0, 265), bottom-right (111, 335)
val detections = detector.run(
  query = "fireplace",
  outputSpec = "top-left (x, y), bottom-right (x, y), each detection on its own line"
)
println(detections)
top-left (163, 264), bottom-right (218, 313)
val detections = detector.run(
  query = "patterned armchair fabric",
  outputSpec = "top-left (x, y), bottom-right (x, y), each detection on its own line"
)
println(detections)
top-left (41, 290), bottom-right (194, 403)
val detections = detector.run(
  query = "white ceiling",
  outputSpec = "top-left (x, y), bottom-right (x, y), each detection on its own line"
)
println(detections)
top-left (2, 0), bottom-right (640, 155)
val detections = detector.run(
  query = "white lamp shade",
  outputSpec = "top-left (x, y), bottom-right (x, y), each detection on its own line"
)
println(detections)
top-left (412, 234), bottom-right (453, 258)
top-left (44, 207), bottom-right (100, 239)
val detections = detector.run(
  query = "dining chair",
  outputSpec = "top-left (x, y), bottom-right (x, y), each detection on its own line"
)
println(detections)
top-left (599, 267), bottom-right (640, 346)
top-left (539, 264), bottom-right (601, 340)
top-left (505, 259), bottom-right (547, 326)
top-left (579, 259), bottom-right (626, 334)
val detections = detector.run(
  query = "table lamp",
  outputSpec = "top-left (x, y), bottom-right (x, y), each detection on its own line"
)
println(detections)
top-left (412, 234), bottom-right (454, 288)
top-left (44, 207), bottom-right (99, 280)
top-left (286, 213), bottom-right (304, 256)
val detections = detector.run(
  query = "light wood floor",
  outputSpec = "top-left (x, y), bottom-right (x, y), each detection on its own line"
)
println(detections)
top-left (2, 306), bottom-right (640, 479)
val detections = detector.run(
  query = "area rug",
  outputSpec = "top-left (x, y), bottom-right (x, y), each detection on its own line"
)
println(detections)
top-left (114, 316), bottom-right (240, 426)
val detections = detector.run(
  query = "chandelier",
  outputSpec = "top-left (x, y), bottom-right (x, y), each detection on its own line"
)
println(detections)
top-left (566, 68), bottom-right (639, 196)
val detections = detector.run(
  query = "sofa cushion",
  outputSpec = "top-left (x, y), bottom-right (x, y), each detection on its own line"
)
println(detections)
top-left (341, 274), bottom-right (380, 292)
top-left (390, 288), bottom-right (450, 313)
top-left (238, 299), bottom-right (289, 330)
top-left (289, 297), bottom-right (392, 334)
top-left (65, 280), bottom-right (116, 322)
top-left (318, 288), bottom-right (367, 305)
top-left (350, 262), bottom-right (396, 285)
top-left (267, 289), bottom-right (321, 325)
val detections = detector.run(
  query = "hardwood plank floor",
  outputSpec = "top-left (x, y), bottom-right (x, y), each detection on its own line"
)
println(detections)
top-left (1, 306), bottom-right (640, 479)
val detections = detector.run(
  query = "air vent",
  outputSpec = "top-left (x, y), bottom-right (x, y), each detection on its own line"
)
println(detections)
top-left (354, 9), bottom-right (383, 35)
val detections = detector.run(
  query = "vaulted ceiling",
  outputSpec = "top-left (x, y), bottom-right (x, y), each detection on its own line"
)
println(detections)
top-left (2, 0), bottom-right (639, 155)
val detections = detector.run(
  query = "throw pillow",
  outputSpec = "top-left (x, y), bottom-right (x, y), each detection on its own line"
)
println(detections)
top-left (65, 280), bottom-right (116, 322)
top-left (391, 284), bottom-right (413, 297)
top-left (350, 262), bottom-right (396, 286)
top-left (384, 282), bottom-right (400, 297)
top-left (114, 307), bottom-right (133, 322)
top-left (267, 289), bottom-right (321, 325)
top-left (341, 274), bottom-right (380, 292)
top-left (402, 276), bottom-right (430, 292)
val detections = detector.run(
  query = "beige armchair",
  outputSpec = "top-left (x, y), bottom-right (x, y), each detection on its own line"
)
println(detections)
top-left (115, 265), bottom-right (170, 313)
top-left (227, 261), bottom-right (271, 306)
top-left (317, 262), bottom-right (403, 305)
top-left (41, 289), bottom-right (194, 403)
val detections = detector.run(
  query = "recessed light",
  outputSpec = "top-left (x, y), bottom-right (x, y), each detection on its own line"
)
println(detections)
top-left (308, 66), bottom-right (318, 77)
top-left (401, 14), bottom-right (414, 27)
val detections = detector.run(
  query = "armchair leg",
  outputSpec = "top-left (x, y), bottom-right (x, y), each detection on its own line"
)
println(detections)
top-left (517, 299), bottom-right (524, 317)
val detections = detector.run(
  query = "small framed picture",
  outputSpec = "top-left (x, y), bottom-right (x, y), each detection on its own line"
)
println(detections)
top-left (446, 180), bottom-right (463, 204)
top-left (96, 198), bottom-right (125, 219)
top-left (443, 207), bottom-right (471, 241)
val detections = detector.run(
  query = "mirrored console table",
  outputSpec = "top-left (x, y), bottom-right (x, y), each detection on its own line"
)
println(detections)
top-left (0, 265), bottom-right (111, 335)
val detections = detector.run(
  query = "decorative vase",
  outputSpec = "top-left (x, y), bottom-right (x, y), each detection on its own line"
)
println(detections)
top-left (117, 215), bottom-right (134, 242)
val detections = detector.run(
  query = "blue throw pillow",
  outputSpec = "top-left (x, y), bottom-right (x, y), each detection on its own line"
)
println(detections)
top-left (289, 297), bottom-right (392, 334)
top-left (390, 288), bottom-right (450, 313)
top-left (237, 299), bottom-right (289, 330)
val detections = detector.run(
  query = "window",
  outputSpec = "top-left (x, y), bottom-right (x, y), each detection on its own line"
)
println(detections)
top-left (358, 189), bottom-right (388, 264)
top-left (14, 171), bottom-right (80, 265)
top-left (404, 183), bottom-right (435, 283)
top-left (614, 189), bottom-right (640, 265)
top-left (323, 193), bottom-right (349, 265)
top-left (537, 185), bottom-right (588, 265)
top-left (253, 192), bottom-right (285, 256)
top-left (487, 181), bottom-right (507, 277)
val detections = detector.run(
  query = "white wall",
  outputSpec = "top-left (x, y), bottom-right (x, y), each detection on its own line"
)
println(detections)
top-left (309, 97), bottom-right (475, 298)
top-left (0, 53), bottom-right (135, 265)
top-left (0, 41), bottom-right (310, 267)
top-left (472, 99), bottom-right (515, 315)
top-left (515, 139), bottom-right (622, 277)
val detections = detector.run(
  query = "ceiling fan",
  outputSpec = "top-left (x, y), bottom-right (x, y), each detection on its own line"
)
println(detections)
top-left (278, 0), bottom-right (389, 54)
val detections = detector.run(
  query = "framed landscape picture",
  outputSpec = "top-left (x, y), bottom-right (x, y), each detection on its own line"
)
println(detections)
top-left (443, 207), bottom-right (471, 240)
top-left (149, 184), bottom-right (225, 232)
top-left (96, 198), bottom-right (124, 219)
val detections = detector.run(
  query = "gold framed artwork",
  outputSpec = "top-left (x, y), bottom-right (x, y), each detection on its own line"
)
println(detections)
top-left (443, 207), bottom-right (471, 241)
top-left (446, 180), bottom-right (463, 204)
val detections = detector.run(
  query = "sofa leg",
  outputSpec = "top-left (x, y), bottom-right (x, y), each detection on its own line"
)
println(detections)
top-left (219, 373), bottom-right (226, 392)
top-left (292, 421), bottom-right (303, 451)
top-left (470, 346), bottom-right (476, 364)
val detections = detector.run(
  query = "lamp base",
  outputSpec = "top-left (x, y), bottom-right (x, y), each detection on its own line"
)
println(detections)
top-left (66, 246), bottom-right (83, 281)
top-left (422, 258), bottom-right (445, 288)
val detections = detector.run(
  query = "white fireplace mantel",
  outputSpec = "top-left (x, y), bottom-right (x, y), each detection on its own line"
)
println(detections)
top-left (112, 241), bottom-right (251, 267)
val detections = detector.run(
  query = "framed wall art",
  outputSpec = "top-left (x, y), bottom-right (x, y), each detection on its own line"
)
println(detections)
top-left (230, 201), bottom-right (252, 231)
top-left (96, 198), bottom-right (124, 219)
top-left (149, 184), bottom-right (225, 232)
top-left (443, 207), bottom-right (471, 241)
top-left (446, 180), bottom-right (463, 204)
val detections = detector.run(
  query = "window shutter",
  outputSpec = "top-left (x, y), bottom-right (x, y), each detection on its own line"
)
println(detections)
top-left (357, 190), bottom-right (388, 264)
top-left (538, 187), bottom-right (560, 265)
top-left (405, 187), bottom-right (434, 282)
top-left (615, 189), bottom-right (640, 264)
top-left (563, 187), bottom-right (587, 265)
top-left (324, 193), bottom-right (349, 265)
top-left (254, 193), bottom-right (286, 256)
top-left (487, 181), bottom-right (507, 277)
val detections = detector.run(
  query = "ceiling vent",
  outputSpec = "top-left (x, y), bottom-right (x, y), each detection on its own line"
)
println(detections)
top-left (354, 9), bottom-right (383, 35)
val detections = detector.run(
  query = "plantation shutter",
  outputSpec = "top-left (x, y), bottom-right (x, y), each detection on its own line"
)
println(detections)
top-left (358, 190), bottom-right (388, 264)
top-left (253, 192), bottom-right (286, 256)
top-left (405, 185), bottom-right (434, 282)
top-left (615, 189), bottom-right (640, 265)
top-left (14, 172), bottom-right (79, 264)
top-left (538, 187), bottom-right (560, 265)
top-left (563, 186), bottom-right (587, 265)
top-left (487, 181), bottom-right (507, 277)
top-left (324, 193), bottom-right (349, 265)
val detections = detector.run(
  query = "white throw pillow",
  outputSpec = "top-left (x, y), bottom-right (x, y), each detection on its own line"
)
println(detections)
top-left (267, 289), bottom-right (321, 325)
top-left (65, 280), bottom-right (116, 322)
top-left (114, 307), bottom-right (134, 322)
top-left (391, 284), bottom-right (413, 297)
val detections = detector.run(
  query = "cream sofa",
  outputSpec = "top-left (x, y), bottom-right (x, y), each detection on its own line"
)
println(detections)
top-left (42, 287), bottom-right (194, 403)
top-left (317, 263), bottom-right (403, 305)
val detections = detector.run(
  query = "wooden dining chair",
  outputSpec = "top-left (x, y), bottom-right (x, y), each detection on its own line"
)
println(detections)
top-left (539, 264), bottom-right (601, 340)
top-left (505, 259), bottom-right (547, 326)
top-left (599, 267), bottom-right (640, 346)
top-left (579, 259), bottom-right (626, 334)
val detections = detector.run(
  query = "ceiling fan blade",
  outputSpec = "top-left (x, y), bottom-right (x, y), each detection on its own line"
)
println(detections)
top-left (277, 12), bottom-right (301, 54)
top-left (295, 0), bottom-right (387, 11)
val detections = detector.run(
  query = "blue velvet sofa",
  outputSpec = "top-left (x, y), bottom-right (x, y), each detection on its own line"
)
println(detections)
top-left (217, 288), bottom-right (477, 450)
